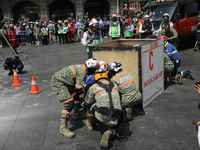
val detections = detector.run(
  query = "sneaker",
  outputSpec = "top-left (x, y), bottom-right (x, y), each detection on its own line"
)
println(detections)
top-left (29, 43), bottom-right (31, 45)
top-left (186, 70), bottom-right (195, 80)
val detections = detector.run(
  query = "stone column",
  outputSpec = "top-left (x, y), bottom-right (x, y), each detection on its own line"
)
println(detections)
top-left (76, 0), bottom-right (84, 19)
top-left (2, 1), bottom-right (12, 20)
top-left (110, 0), bottom-right (117, 15)
top-left (39, 0), bottom-right (49, 20)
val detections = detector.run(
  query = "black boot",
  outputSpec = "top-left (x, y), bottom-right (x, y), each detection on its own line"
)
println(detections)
top-left (8, 69), bottom-right (13, 76)
top-left (186, 70), bottom-right (195, 80)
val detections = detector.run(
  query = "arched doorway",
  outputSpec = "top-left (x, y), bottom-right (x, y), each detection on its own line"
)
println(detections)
top-left (84, 0), bottom-right (110, 18)
top-left (0, 8), bottom-right (3, 21)
top-left (49, 0), bottom-right (75, 20)
top-left (12, 1), bottom-right (39, 22)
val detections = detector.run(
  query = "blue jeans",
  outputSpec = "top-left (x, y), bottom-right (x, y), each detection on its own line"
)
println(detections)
top-left (26, 34), bottom-right (31, 44)
top-left (171, 60), bottom-right (181, 76)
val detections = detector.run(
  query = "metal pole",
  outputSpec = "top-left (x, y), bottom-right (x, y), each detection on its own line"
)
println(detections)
top-left (117, 0), bottom-right (119, 14)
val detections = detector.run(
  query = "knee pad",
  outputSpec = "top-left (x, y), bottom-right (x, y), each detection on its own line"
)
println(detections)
top-left (64, 100), bottom-right (74, 112)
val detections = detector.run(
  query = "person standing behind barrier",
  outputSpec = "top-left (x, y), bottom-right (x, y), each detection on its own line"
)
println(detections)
top-left (84, 18), bottom-right (90, 32)
top-left (63, 20), bottom-right (70, 44)
top-left (1, 25), bottom-right (8, 47)
top-left (34, 22), bottom-right (42, 47)
top-left (7, 24), bottom-right (19, 54)
top-left (109, 14), bottom-right (121, 40)
top-left (54, 22), bottom-right (59, 43)
top-left (81, 18), bottom-right (103, 59)
top-left (159, 13), bottom-right (173, 32)
top-left (102, 17), bottom-right (109, 38)
top-left (57, 20), bottom-right (64, 44)
top-left (48, 20), bottom-right (56, 44)
top-left (68, 17), bottom-right (75, 43)
top-left (135, 13), bottom-right (144, 39)
top-left (15, 24), bottom-right (21, 45)
top-left (41, 23), bottom-right (48, 45)
top-left (77, 19), bottom-right (84, 42)
top-left (139, 15), bottom-right (154, 39)
top-left (25, 23), bottom-right (31, 45)
top-left (124, 19), bottom-right (134, 39)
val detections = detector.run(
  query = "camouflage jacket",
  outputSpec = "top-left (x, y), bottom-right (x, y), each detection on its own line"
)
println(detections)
top-left (110, 70), bottom-right (141, 103)
top-left (164, 53), bottom-right (174, 73)
top-left (52, 64), bottom-right (86, 89)
top-left (160, 27), bottom-right (178, 41)
top-left (85, 79), bottom-right (122, 126)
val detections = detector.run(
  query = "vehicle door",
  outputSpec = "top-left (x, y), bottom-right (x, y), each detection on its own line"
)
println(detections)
top-left (173, 2), bottom-right (188, 35)
top-left (187, 1), bottom-right (199, 33)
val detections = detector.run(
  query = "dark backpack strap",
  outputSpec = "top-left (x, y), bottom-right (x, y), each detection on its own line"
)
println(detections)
top-left (97, 81), bottom-right (115, 111)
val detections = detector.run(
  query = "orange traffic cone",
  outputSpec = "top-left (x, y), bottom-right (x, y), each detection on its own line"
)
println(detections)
top-left (29, 76), bottom-right (42, 94)
top-left (12, 70), bottom-right (22, 86)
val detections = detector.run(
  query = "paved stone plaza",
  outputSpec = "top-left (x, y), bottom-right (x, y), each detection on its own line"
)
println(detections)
top-left (0, 40), bottom-right (200, 150)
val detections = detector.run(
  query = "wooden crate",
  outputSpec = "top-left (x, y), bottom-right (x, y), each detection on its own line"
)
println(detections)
top-left (90, 39), bottom-right (164, 108)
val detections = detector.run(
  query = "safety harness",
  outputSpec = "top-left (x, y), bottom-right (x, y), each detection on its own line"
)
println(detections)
top-left (92, 81), bottom-right (121, 118)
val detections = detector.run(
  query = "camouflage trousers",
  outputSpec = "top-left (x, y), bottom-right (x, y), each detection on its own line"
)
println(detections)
top-left (121, 91), bottom-right (142, 109)
top-left (51, 76), bottom-right (76, 119)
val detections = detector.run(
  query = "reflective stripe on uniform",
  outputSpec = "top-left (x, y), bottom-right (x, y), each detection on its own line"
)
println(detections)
top-left (62, 109), bottom-right (70, 114)
top-left (74, 100), bottom-right (80, 104)
top-left (95, 89), bottom-right (106, 96)
top-left (81, 64), bottom-right (86, 71)
top-left (79, 94), bottom-right (84, 98)
top-left (75, 83), bottom-right (83, 89)
top-left (181, 71), bottom-right (184, 77)
top-left (62, 98), bottom-right (73, 104)
top-left (110, 129), bottom-right (116, 136)
top-left (172, 50), bottom-right (178, 54)
top-left (111, 71), bottom-right (129, 82)
top-left (118, 79), bottom-right (134, 89)
top-left (87, 112), bottom-right (94, 117)
top-left (70, 65), bottom-right (76, 78)
top-left (111, 88), bottom-right (119, 93)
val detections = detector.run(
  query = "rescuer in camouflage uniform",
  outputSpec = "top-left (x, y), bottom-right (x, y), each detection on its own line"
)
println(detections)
top-left (164, 53), bottom-right (174, 81)
top-left (83, 69), bottom-right (122, 149)
top-left (108, 62), bottom-right (142, 121)
top-left (50, 58), bottom-right (99, 138)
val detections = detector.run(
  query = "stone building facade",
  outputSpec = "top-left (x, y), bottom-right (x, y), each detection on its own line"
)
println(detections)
top-left (0, 0), bottom-right (123, 21)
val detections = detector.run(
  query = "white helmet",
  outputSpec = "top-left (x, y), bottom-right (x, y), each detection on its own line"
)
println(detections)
top-left (89, 18), bottom-right (98, 26)
top-left (144, 15), bottom-right (150, 19)
top-left (112, 14), bottom-right (117, 18)
top-left (85, 58), bottom-right (99, 69)
top-left (99, 61), bottom-right (109, 72)
top-left (109, 62), bottom-right (123, 72)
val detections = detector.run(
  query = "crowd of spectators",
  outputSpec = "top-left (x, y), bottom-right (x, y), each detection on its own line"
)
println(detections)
top-left (0, 12), bottom-right (144, 47)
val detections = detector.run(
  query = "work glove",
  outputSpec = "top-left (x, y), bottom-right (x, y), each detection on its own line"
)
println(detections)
top-left (74, 88), bottom-right (83, 96)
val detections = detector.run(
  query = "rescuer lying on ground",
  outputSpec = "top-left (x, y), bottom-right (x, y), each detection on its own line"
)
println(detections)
top-left (3, 56), bottom-right (24, 75)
